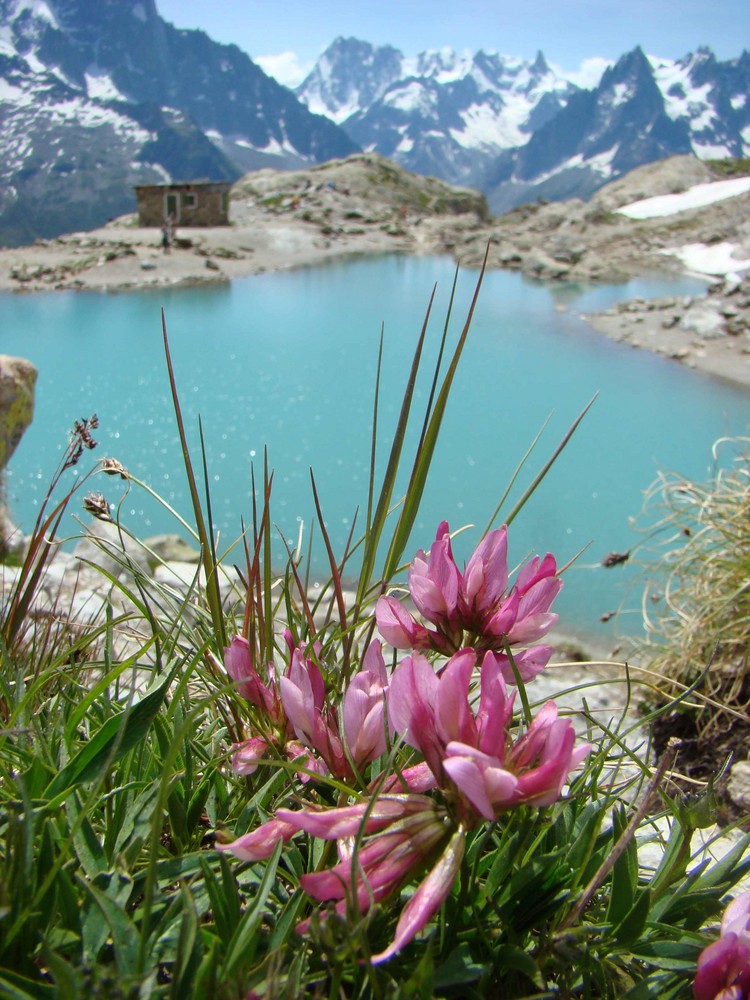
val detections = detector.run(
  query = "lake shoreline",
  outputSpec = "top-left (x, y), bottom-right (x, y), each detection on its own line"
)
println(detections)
top-left (2, 153), bottom-right (750, 390)
top-left (4, 224), bottom-right (749, 390)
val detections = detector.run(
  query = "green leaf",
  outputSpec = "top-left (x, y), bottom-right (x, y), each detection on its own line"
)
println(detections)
top-left (39, 944), bottom-right (82, 1000)
top-left (491, 944), bottom-right (545, 989)
top-left (65, 798), bottom-right (107, 878)
top-left (0, 970), bottom-right (55, 999)
top-left (691, 833), bottom-right (750, 892)
top-left (613, 888), bottom-right (651, 946)
top-left (434, 942), bottom-right (489, 988)
top-left (565, 801), bottom-right (608, 882)
top-left (169, 884), bottom-right (202, 1000)
top-left (79, 874), bottom-right (139, 978)
top-left (44, 679), bottom-right (170, 801)
top-left (223, 839), bottom-right (282, 977)
top-left (113, 780), bottom-right (163, 868)
top-left (630, 938), bottom-right (703, 970)
top-left (606, 805), bottom-right (638, 927)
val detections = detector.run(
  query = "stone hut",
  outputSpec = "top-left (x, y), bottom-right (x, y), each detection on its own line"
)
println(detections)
top-left (134, 181), bottom-right (231, 227)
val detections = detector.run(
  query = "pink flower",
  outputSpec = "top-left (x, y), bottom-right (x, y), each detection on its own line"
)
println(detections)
top-left (279, 646), bottom-right (340, 766)
top-left (217, 817), bottom-right (300, 862)
top-left (224, 635), bottom-right (281, 718)
top-left (694, 891), bottom-right (750, 1000)
top-left (376, 522), bottom-right (562, 662)
top-left (276, 794), bottom-right (462, 963)
top-left (230, 736), bottom-right (272, 776)
top-left (279, 640), bottom-right (388, 780)
top-left (388, 649), bottom-right (590, 818)
top-left (341, 640), bottom-right (389, 768)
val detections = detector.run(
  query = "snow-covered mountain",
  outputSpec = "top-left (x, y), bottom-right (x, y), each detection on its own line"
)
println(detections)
top-left (297, 40), bottom-right (578, 193)
top-left (0, 0), bottom-right (358, 245)
top-left (484, 46), bottom-right (750, 212)
top-left (297, 39), bottom-right (750, 212)
top-left (1, 8), bottom-right (748, 247)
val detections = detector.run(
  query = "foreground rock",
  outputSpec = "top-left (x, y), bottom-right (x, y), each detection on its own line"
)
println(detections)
top-left (0, 355), bottom-right (37, 556)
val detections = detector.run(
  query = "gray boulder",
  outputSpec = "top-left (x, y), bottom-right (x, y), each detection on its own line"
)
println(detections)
top-left (0, 355), bottom-right (38, 556)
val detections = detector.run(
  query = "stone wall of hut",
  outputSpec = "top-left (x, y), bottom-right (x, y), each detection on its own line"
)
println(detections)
top-left (134, 183), bottom-right (231, 227)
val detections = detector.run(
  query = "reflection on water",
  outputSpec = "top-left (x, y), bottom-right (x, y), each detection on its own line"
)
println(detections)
top-left (0, 254), bottom-right (746, 642)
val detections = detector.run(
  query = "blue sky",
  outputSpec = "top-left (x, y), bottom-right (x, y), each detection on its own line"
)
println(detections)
top-left (156, 0), bottom-right (750, 85)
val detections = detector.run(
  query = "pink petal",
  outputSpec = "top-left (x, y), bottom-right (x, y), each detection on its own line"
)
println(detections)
top-left (217, 818), bottom-right (298, 862)
top-left (343, 651), bottom-right (388, 765)
top-left (375, 595), bottom-right (422, 649)
top-left (361, 639), bottom-right (389, 686)
top-left (231, 736), bottom-right (270, 775)
top-left (476, 652), bottom-right (514, 753)
top-left (442, 755), bottom-right (495, 820)
top-left (724, 891), bottom-right (750, 935)
top-left (483, 590), bottom-right (521, 638)
top-left (277, 795), bottom-right (432, 840)
top-left (495, 644), bottom-right (554, 684)
top-left (387, 653), bottom-right (438, 744)
top-left (377, 761), bottom-right (438, 794)
top-left (462, 526), bottom-right (509, 614)
top-left (371, 828), bottom-right (465, 963)
top-left (278, 674), bottom-right (313, 739)
top-left (434, 649), bottom-right (476, 746)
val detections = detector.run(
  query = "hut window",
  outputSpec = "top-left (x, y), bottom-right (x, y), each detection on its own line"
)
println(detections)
top-left (183, 192), bottom-right (198, 210)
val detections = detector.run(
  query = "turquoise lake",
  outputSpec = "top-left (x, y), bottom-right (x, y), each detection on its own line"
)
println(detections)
top-left (1, 253), bottom-right (748, 644)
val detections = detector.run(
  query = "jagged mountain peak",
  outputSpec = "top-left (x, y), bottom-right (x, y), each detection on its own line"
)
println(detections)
top-left (599, 45), bottom-right (655, 90)
top-left (0, 0), bottom-right (359, 245)
top-left (530, 50), bottom-right (550, 75)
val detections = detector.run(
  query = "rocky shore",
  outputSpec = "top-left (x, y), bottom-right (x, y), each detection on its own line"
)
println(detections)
top-left (1, 152), bottom-right (749, 387)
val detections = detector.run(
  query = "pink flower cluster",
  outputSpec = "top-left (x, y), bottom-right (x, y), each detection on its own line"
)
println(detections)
top-left (694, 891), bottom-right (750, 1000)
top-left (376, 520), bottom-right (561, 680)
top-left (387, 648), bottom-right (589, 819)
top-left (219, 524), bottom-right (588, 962)
top-left (226, 632), bottom-right (388, 781)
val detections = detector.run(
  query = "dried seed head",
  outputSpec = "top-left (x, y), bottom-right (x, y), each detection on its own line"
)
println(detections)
top-left (83, 492), bottom-right (111, 520)
top-left (66, 414), bottom-right (99, 469)
top-left (101, 457), bottom-right (129, 479)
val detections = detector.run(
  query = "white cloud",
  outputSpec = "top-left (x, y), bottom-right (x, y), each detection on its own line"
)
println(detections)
top-left (553, 56), bottom-right (611, 89)
top-left (254, 51), bottom-right (313, 88)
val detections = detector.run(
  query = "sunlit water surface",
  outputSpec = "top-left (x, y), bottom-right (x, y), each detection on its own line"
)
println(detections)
top-left (1, 254), bottom-right (748, 644)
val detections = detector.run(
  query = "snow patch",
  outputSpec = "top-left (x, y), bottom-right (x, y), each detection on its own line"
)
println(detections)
top-left (618, 176), bottom-right (750, 219)
top-left (693, 140), bottom-right (733, 159)
top-left (529, 146), bottom-right (618, 184)
top-left (610, 82), bottom-right (630, 108)
top-left (85, 71), bottom-right (124, 102)
top-left (661, 241), bottom-right (750, 278)
top-left (731, 94), bottom-right (747, 111)
top-left (450, 102), bottom-right (525, 150)
top-left (136, 161), bottom-right (171, 183)
top-left (0, 79), bottom-right (26, 102)
top-left (132, 2), bottom-right (147, 22)
top-left (258, 135), bottom-right (301, 157)
top-left (23, 50), bottom-right (46, 74)
top-left (11, 0), bottom-right (59, 27)
top-left (617, 177), bottom-right (750, 219)
top-left (385, 81), bottom-right (435, 116)
top-left (652, 56), bottom-right (715, 130)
